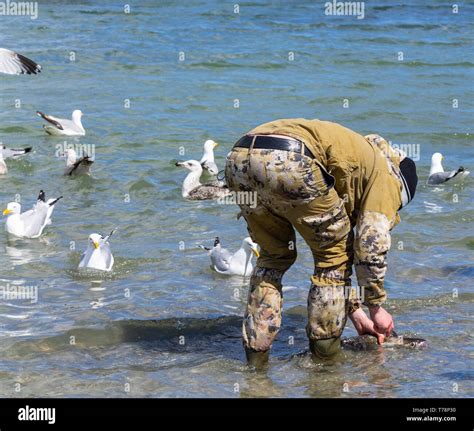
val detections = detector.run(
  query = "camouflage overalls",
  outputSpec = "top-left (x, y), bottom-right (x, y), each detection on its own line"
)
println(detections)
top-left (224, 119), bottom-right (403, 358)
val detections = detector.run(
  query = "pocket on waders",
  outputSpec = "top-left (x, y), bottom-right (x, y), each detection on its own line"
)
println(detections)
top-left (301, 198), bottom-right (351, 247)
top-left (224, 149), bottom-right (252, 192)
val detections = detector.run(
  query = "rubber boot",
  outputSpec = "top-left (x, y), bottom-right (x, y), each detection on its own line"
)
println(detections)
top-left (245, 347), bottom-right (270, 369)
top-left (309, 337), bottom-right (341, 360)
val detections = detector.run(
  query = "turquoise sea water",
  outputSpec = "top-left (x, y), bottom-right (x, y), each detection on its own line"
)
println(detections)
top-left (0, 1), bottom-right (472, 397)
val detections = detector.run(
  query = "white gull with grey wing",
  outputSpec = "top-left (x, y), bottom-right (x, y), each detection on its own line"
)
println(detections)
top-left (199, 237), bottom-right (260, 276)
top-left (2, 190), bottom-right (62, 238)
top-left (37, 110), bottom-right (85, 136)
top-left (427, 152), bottom-right (470, 186)
top-left (78, 229), bottom-right (116, 272)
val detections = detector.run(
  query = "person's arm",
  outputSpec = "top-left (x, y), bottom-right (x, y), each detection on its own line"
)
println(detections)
top-left (354, 210), bottom-right (394, 336)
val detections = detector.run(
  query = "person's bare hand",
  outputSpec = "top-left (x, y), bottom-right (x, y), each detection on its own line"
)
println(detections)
top-left (368, 305), bottom-right (394, 337)
top-left (349, 308), bottom-right (385, 345)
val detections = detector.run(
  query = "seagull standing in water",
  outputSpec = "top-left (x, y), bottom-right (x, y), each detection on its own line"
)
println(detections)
top-left (64, 148), bottom-right (94, 176)
top-left (78, 229), bottom-right (117, 272)
top-left (427, 152), bottom-right (470, 186)
top-left (2, 190), bottom-right (63, 238)
top-left (200, 140), bottom-right (219, 176)
top-left (37, 110), bottom-right (86, 136)
top-left (175, 160), bottom-right (230, 200)
top-left (198, 237), bottom-right (260, 276)
top-left (0, 48), bottom-right (41, 75)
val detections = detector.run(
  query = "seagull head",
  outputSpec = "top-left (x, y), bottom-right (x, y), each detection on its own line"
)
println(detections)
top-left (72, 110), bottom-right (83, 122)
top-left (175, 160), bottom-right (203, 173)
top-left (64, 148), bottom-right (77, 163)
top-left (3, 202), bottom-right (21, 216)
top-left (431, 152), bottom-right (444, 164)
top-left (242, 237), bottom-right (260, 258)
top-left (203, 140), bottom-right (219, 152)
top-left (431, 152), bottom-right (444, 170)
top-left (89, 233), bottom-right (103, 250)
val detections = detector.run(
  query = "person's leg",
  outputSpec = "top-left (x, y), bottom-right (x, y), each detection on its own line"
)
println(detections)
top-left (240, 205), bottom-right (297, 367)
top-left (289, 188), bottom-right (355, 359)
top-left (226, 147), bottom-right (300, 366)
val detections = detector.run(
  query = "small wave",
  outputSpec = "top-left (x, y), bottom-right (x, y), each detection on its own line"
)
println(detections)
top-left (188, 61), bottom-right (286, 70)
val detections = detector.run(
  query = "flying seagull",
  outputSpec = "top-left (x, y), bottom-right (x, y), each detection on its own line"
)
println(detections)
top-left (0, 48), bottom-right (41, 75)
top-left (175, 160), bottom-right (230, 200)
top-left (427, 152), bottom-right (470, 186)
top-left (37, 110), bottom-right (85, 136)
top-left (3, 190), bottom-right (63, 238)
top-left (198, 236), bottom-right (260, 276)
top-left (200, 139), bottom-right (219, 176)
top-left (78, 228), bottom-right (117, 272)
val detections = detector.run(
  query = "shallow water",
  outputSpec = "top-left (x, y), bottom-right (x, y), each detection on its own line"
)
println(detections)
top-left (0, 1), bottom-right (472, 397)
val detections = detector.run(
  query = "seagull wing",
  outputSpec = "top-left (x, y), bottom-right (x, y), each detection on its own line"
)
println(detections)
top-left (427, 168), bottom-right (467, 185)
top-left (100, 242), bottom-right (114, 270)
top-left (201, 160), bottom-right (219, 175)
top-left (0, 48), bottom-right (41, 75)
top-left (210, 247), bottom-right (233, 272)
top-left (36, 111), bottom-right (65, 130)
top-left (19, 201), bottom-right (49, 237)
top-left (187, 185), bottom-right (230, 200)
top-left (66, 156), bottom-right (94, 175)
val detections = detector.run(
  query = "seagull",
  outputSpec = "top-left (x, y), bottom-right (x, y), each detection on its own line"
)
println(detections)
top-left (199, 139), bottom-right (219, 175)
top-left (0, 146), bottom-right (32, 175)
top-left (64, 148), bottom-right (93, 176)
top-left (427, 152), bottom-right (470, 186)
top-left (0, 147), bottom-right (7, 175)
top-left (175, 160), bottom-right (230, 200)
top-left (198, 236), bottom-right (260, 276)
top-left (1, 145), bottom-right (32, 159)
top-left (2, 190), bottom-right (63, 238)
top-left (37, 110), bottom-right (85, 136)
top-left (0, 48), bottom-right (41, 75)
top-left (78, 228), bottom-right (116, 272)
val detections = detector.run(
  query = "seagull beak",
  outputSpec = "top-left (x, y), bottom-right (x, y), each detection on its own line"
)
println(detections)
top-left (2, 209), bottom-right (11, 216)
top-left (93, 241), bottom-right (100, 249)
top-left (213, 142), bottom-right (219, 148)
top-left (251, 246), bottom-right (260, 258)
top-left (175, 161), bottom-right (183, 167)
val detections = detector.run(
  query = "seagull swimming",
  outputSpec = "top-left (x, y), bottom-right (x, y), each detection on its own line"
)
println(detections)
top-left (200, 139), bottom-right (219, 176)
top-left (175, 160), bottom-right (230, 200)
top-left (64, 148), bottom-right (93, 176)
top-left (198, 236), bottom-right (260, 276)
top-left (37, 110), bottom-right (85, 136)
top-left (0, 145), bottom-right (32, 175)
top-left (1, 145), bottom-right (32, 159)
top-left (427, 152), bottom-right (470, 186)
top-left (3, 190), bottom-right (63, 238)
top-left (0, 148), bottom-right (7, 175)
top-left (78, 228), bottom-right (116, 272)
top-left (0, 48), bottom-right (41, 75)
